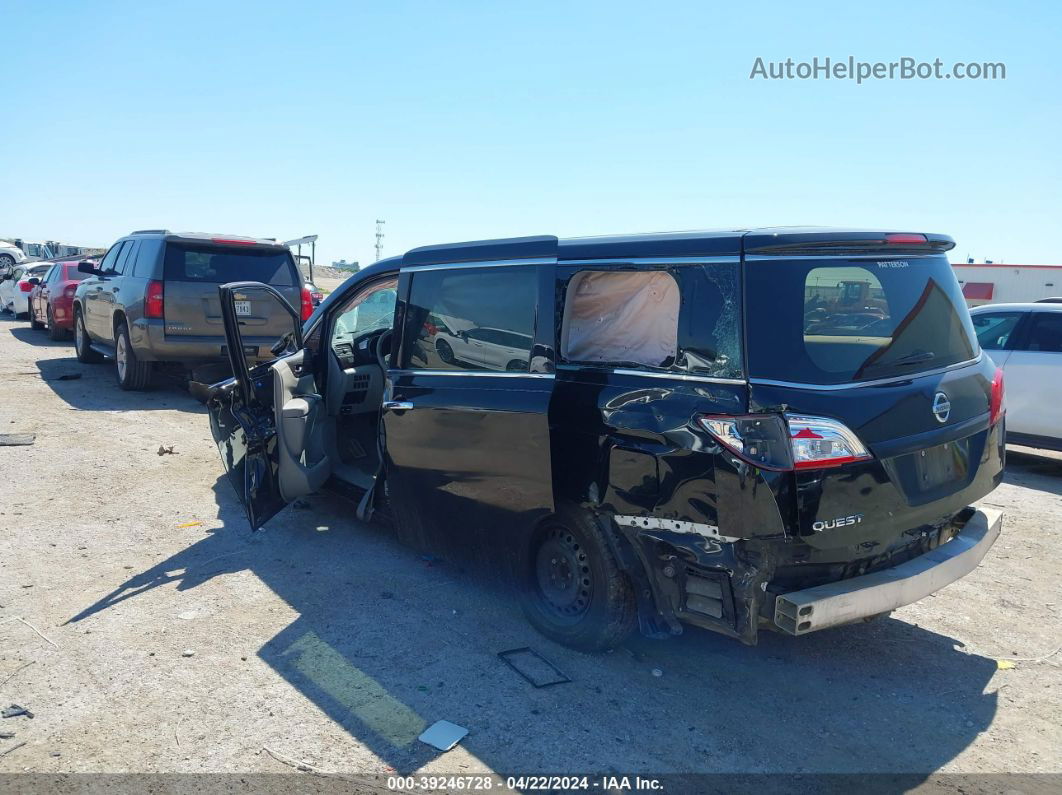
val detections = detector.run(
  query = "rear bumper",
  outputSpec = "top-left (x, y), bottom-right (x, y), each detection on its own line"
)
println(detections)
top-left (131, 318), bottom-right (276, 363)
top-left (773, 506), bottom-right (1003, 635)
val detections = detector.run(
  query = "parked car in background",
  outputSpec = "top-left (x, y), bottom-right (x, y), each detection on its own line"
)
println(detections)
top-left (0, 262), bottom-right (52, 317)
top-left (971, 302), bottom-right (1062, 451)
top-left (73, 230), bottom-right (311, 391)
top-left (0, 240), bottom-right (28, 274)
top-left (206, 228), bottom-right (1004, 652)
top-left (29, 258), bottom-right (94, 339)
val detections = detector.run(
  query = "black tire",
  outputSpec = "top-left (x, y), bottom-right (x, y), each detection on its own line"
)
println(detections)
top-left (29, 306), bottom-right (45, 330)
top-left (47, 307), bottom-right (68, 340)
top-left (436, 338), bottom-right (455, 364)
top-left (519, 505), bottom-right (637, 651)
top-left (114, 319), bottom-right (152, 390)
top-left (74, 309), bottom-right (104, 363)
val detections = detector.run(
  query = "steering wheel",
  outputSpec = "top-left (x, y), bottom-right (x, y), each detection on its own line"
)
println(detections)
top-left (372, 329), bottom-right (393, 371)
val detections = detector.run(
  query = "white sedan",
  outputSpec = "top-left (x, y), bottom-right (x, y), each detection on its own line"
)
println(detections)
top-left (0, 262), bottom-right (52, 317)
top-left (971, 301), bottom-right (1062, 451)
top-left (434, 325), bottom-right (532, 372)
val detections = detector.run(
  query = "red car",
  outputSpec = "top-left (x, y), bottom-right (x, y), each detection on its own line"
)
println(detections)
top-left (29, 259), bottom-right (94, 340)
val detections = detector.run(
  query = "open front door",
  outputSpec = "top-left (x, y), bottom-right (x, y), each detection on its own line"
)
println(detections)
top-left (207, 281), bottom-right (332, 530)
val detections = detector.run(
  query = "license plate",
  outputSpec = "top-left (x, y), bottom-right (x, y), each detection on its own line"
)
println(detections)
top-left (234, 300), bottom-right (251, 316)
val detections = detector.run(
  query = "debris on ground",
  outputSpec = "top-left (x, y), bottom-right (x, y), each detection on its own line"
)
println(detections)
top-left (652, 668), bottom-right (664, 678)
top-left (157, 445), bottom-right (178, 456)
top-left (176, 521), bottom-right (203, 528)
top-left (498, 647), bottom-right (571, 688)
top-left (49, 373), bottom-right (82, 381)
top-left (0, 434), bottom-right (35, 446)
top-left (418, 720), bottom-right (468, 752)
top-left (2, 705), bottom-right (34, 719)
top-left (181, 649), bottom-right (195, 658)
top-left (292, 499), bottom-right (311, 510)
top-left (0, 741), bottom-right (26, 758)
top-left (0, 731), bottom-right (14, 739)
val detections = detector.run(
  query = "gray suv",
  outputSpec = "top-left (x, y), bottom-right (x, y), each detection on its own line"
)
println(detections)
top-left (73, 230), bottom-right (309, 390)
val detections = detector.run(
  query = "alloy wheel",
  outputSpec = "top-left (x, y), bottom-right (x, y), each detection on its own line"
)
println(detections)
top-left (116, 333), bottom-right (128, 382)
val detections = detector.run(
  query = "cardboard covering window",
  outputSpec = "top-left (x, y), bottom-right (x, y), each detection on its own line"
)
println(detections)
top-left (562, 270), bottom-right (680, 367)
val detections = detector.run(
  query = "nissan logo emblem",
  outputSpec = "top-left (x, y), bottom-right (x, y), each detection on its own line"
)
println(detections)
top-left (932, 392), bottom-right (951, 423)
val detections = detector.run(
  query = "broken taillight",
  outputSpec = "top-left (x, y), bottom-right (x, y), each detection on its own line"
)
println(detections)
top-left (989, 367), bottom-right (1005, 426)
top-left (697, 413), bottom-right (872, 471)
top-left (697, 414), bottom-right (794, 470)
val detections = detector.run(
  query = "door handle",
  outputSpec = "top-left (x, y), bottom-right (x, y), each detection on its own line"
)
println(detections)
top-left (382, 400), bottom-right (414, 411)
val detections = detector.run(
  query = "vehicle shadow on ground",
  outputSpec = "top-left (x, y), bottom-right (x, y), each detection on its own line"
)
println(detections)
top-left (27, 354), bottom-right (209, 414)
top-left (67, 477), bottom-right (1000, 777)
top-left (1004, 446), bottom-right (1062, 497)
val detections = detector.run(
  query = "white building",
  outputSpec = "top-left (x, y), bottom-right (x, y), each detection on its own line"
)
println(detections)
top-left (952, 263), bottom-right (1062, 306)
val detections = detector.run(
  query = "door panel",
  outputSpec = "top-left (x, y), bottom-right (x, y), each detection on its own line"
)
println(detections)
top-left (383, 372), bottom-right (554, 565)
top-left (1002, 350), bottom-right (1061, 437)
top-left (207, 280), bottom-right (327, 530)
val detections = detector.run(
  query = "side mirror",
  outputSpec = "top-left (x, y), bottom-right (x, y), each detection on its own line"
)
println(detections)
top-left (77, 261), bottom-right (99, 276)
top-left (27, 277), bottom-right (40, 286)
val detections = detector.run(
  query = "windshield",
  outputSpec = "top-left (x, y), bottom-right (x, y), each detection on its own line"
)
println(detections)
top-left (746, 254), bottom-right (978, 385)
top-left (163, 243), bottom-right (296, 285)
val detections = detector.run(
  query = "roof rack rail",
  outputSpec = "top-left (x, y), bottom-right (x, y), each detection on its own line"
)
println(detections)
top-left (129, 229), bottom-right (171, 235)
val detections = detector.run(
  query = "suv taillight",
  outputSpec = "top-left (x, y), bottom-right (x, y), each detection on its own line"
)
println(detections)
top-left (697, 413), bottom-right (872, 471)
top-left (300, 286), bottom-right (313, 321)
top-left (989, 367), bottom-right (1005, 426)
top-left (145, 280), bottom-right (164, 318)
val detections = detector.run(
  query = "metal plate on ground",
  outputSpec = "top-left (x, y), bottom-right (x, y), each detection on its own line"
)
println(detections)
top-left (498, 647), bottom-right (571, 688)
top-left (418, 720), bottom-right (468, 752)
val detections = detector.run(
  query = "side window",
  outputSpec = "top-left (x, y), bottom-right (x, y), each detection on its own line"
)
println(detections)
top-left (561, 270), bottom-right (680, 369)
top-left (971, 312), bottom-right (1022, 351)
top-left (113, 240), bottom-right (140, 276)
top-left (402, 266), bottom-right (537, 372)
top-left (42, 265), bottom-right (56, 284)
top-left (331, 277), bottom-right (399, 349)
top-left (1025, 313), bottom-right (1062, 353)
top-left (98, 243), bottom-right (123, 273)
top-left (132, 239), bottom-right (163, 277)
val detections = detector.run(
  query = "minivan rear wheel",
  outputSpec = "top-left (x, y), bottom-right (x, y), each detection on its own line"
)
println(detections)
top-left (520, 506), bottom-right (636, 651)
top-left (74, 310), bottom-right (104, 363)
top-left (114, 320), bottom-right (152, 390)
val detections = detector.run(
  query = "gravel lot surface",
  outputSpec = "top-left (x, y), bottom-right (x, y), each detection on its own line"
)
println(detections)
top-left (0, 313), bottom-right (1059, 781)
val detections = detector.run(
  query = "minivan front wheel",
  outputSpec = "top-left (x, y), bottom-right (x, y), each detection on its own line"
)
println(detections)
top-left (114, 320), bottom-right (152, 390)
top-left (520, 506), bottom-right (636, 651)
top-left (74, 310), bottom-right (104, 363)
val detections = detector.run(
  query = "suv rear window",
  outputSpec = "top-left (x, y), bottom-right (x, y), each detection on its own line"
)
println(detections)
top-left (746, 255), bottom-right (978, 385)
top-left (163, 243), bottom-right (296, 286)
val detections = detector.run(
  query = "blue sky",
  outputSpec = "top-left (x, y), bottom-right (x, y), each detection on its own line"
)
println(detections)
top-left (2, 0), bottom-right (1059, 266)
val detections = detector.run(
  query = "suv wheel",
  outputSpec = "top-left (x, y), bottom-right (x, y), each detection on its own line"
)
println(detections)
top-left (47, 306), bottom-right (67, 340)
top-left (114, 320), bottom-right (152, 390)
top-left (74, 310), bottom-right (104, 363)
top-left (519, 505), bottom-right (637, 651)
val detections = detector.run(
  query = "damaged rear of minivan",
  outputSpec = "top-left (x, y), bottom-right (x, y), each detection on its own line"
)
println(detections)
top-left (553, 229), bottom-right (1005, 648)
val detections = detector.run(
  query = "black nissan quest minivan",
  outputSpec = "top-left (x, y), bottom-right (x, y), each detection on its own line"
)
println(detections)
top-left (206, 228), bottom-right (1005, 650)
